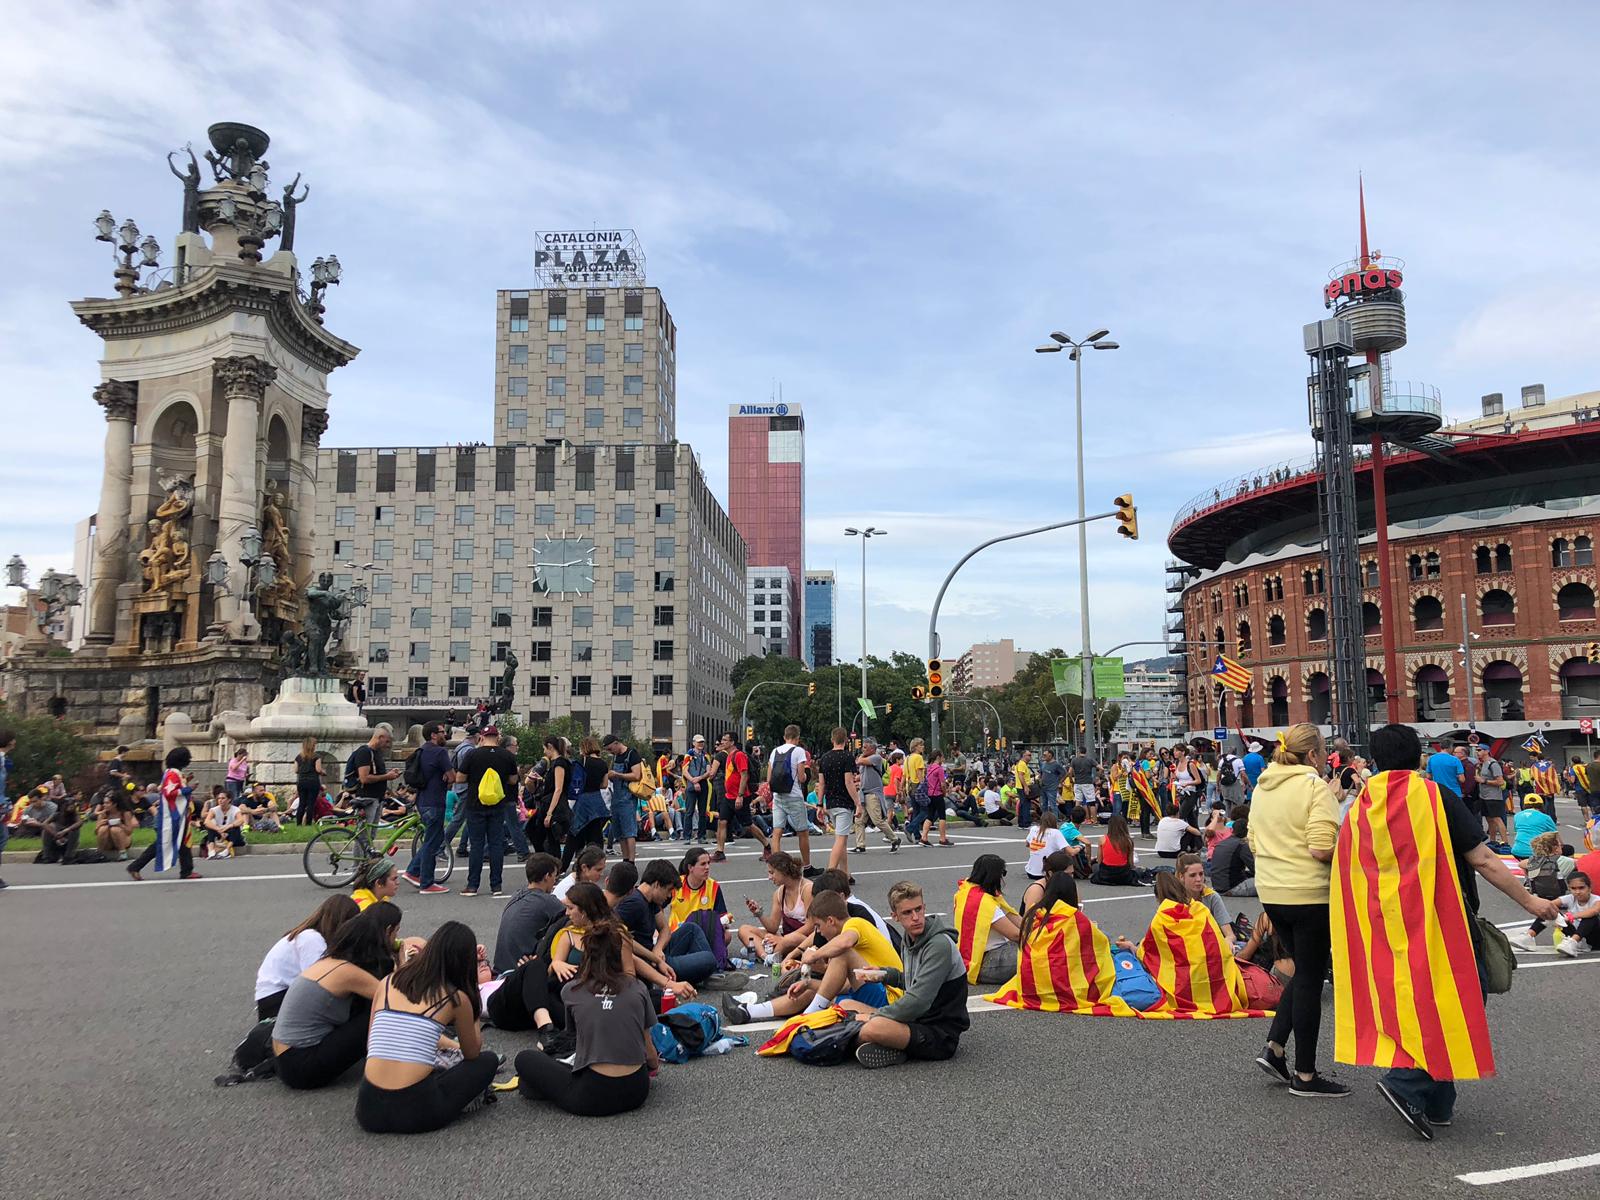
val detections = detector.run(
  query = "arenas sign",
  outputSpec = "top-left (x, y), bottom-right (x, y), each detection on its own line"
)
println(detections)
top-left (1325, 265), bottom-right (1403, 306)
top-left (534, 230), bottom-right (646, 287)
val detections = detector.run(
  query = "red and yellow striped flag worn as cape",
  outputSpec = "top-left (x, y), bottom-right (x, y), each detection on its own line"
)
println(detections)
top-left (953, 879), bottom-right (1020, 985)
top-left (1331, 770), bottom-right (1495, 1080)
top-left (1136, 900), bottom-right (1269, 1020)
top-left (985, 901), bottom-right (1140, 1015)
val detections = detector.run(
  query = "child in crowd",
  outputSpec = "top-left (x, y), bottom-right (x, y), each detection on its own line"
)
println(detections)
top-left (1059, 805), bottom-right (1088, 859)
top-left (1512, 870), bottom-right (1599, 958)
top-left (1024, 810), bottom-right (1070, 881)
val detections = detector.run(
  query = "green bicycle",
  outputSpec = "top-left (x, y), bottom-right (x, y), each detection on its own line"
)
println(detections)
top-left (302, 807), bottom-right (456, 889)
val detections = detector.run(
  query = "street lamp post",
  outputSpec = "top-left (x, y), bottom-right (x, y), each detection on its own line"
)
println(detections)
top-left (844, 526), bottom-right (886, 730)
top-left (1036, 329), bottom-right (1119, 755)
top-left (5, 556), bottom-right (85, 637)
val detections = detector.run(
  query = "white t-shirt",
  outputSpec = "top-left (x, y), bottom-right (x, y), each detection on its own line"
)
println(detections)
top-left (1154, 815), bottom-right (1190, 854)
top-left (1026, 825), bottom-right (1069, 876)
top-left (254, 930), bottom-right (328, 1000)
top-left (554, 873), bottom-right (580, 901)
top-left (982, 788), bottom-right (1003, 814)
top-left (766, 744), bottom-right (810, 798)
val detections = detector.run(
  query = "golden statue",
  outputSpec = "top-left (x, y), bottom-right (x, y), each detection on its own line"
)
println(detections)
top-left (139, 474), bottom-right (195, 595)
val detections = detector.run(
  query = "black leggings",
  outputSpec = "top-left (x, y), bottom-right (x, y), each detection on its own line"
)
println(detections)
top-left (274, 1011), bottom-right (371, 1090)
top-left (129, 840), bottom-right (192, 876)
top-left (1263, 902), bottom-right (1332, 1075)
top-left (487, 959), bottom-right (565, 1031)
top-left (257, 990), bottom-right (287, 1020)
top-left (296, 781), bottom-right (320, 825)
top-left (514, 1051), bottom-right (649, 1116)
top-left (355, 1053), bottom-right (498, 1134)
top-left (562, 818), bottom-right (607, 870)
top-left (1530, 914), bottom-right (1600, 945)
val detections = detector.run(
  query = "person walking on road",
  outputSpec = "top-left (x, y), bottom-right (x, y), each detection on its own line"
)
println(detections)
top-left (1247, 723), bottom-right (1347, 1097)
top-left (402, 721), bottom-right (454, 894)
top-left (766, 725), bottom-right (815, 874)
top-left (854, 738), bottom-right (902, 855)
top-left (459, 724), bottom-right (518, 898)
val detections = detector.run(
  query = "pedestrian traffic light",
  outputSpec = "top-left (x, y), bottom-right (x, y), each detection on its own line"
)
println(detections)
top-left (884, 702), bottom-right (893, 715)
top-left (911, 685), bottom-right (925, 701)
top-left (926, 658), bottom-right (944, 699)
top-left (807, 681), bottom-right (816, 697)
top-left (1114, 493), bottom-right (1138, 540)
top-left (744, 724), bottom-right (754, 743)
top-left (1589, 641), bottom-right (1600, 664)
top-left (1077, 716), bottom-right (1087, 732)
top-left (942, 699), bottom-right (951, 712)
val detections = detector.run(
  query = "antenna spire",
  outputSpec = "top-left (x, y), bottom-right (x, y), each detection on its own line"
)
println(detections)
top-left (1358, 174), bottom-right (1371, 269)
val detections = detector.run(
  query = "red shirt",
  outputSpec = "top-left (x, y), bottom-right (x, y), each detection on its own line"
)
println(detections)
top-left (723, 750), bottom-right (748, 800)
top-left (1100, 840), bottom-right (1130, 868)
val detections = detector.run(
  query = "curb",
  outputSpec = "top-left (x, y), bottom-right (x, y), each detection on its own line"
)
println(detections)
top-left (3, 841), bottom-right (309, 864)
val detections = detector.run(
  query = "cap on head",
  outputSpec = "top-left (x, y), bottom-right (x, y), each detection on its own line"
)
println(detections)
top-left (603, 733), bottom-right (625, 748)
top-left (361, 858), bottom-right (397, 886)
top-left (480, 724), bottom-right (500, 739)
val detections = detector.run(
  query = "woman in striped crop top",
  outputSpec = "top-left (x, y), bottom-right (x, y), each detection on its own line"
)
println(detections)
top-left (356, 920), bottom-right (500, 1134)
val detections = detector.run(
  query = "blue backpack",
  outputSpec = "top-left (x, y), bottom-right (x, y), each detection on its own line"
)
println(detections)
top-left (649, 1002), bottom-right (723, 1064)
top-left (567, 759), bottom-right (586, 800)
top-left (1111, 952), bottom-right (1163, 1012)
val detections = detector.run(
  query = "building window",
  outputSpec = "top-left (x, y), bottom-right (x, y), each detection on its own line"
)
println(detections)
top-left (451, 607), bottom-right (471, 629)
top-left (624, 343), bottom-right (643, 363)
top-left (586, 314), bottom-right (604, 332)
top-left (1474, 545), bottom-right (1492, 574)
top-left (367, 676), bottom-right (389, 698)
top-left (373, 451), bottom-right (396, 493)
top-left (623, 407), bottom-right (643, 428)
top-left (372, 505), bottom-right (394, 525)
top-left (509, 344), bottom-right (528, 365)
top-left (654, 604), bottom-right (675, 627)
top-left (584, 375), bottom-right (605, 397)
top-left (411, 573), bottom-right (432, 593)
top-left (410, 607), bottom-right (432, 629)
top-left (530, 675), bottom-right (551, 698)
top-left (572, 675), bottom-right (592, 697)
top-left (332, 539), bottom-right (351, 560)
top-left (573, 606), bottom-right (593, 628)
top-left (546, 409), bottom-right (567, 430)
top-left (334, 505), bottom-right (355, 527)
top-left (575, 449), bottom-right (594, 491)
top-left (652, 674), bottom-right (674, 697)
top-left (1577, 535), bottom-right (1595, 567)
top-left (1267, 613), bottom-right (1285, 646)
top-left (614, 639), bottom-right (634, 662)
top-left (1302, 568), bottom-right (1325, 595)
top-left (655, 537), bottom-right (675, 559)
top-left (534, 446), bottom-right (554, 491)
top-left (623, 375), bottom-right (643, 395)
top-left (1307, 608), bottom-right (1327, 641)
top-left (616, 571), bottom-right (634, 593)
top-left (531, 606), bottom-right (552, 628)
top-left (576, 504), bottom-right (595, 525)
top-left (369, 643), bottom-right (389, 664)
top-left (493, 572), bottom-right (513, 594)
top-left (510, 315), bottom-right (528, 333)
top-left (415, 451), bottom-right (435, 493)
top-left (450, 641), bottom-right (470, 663)
top-left (491, 608), bottom-right (511, 629)
top-left (1363, 559), bottom-right (1380, 587)
top-left (1481, 588), bottom-right (1515, 626)
top-left (615, 450), bottom-right (635, 490)
top-left (372, 574), bottom-right (392, 594)
top-left (655, 503), bottom-right (675, 524)
top-left (530, 641), bottom-right (551, 662)
top-left (624, 314), bottom-right (643, 331)
top-left (1558, 582), bottom-right (1597, 620)
top-left (582, 343), bottom-right (603, 365)
top-left (370, 608), bottom-right (391, 630)
top-left (451, 572), bottom-right (471, 594)
top-left (495, 447), bottom-right (516, 490)
top-left (614, 605), bottom-right (634, 627)
top-left (415, 504), bottom-right (434, 526)
top-left (535, 504), bottom-right (555, 525)
top-left (547, 344), bottom-right (566, 364)
top-left (546, 377), bottom-right (567, 397)
top-left (1413, 595), bottom-right (1444, 631)
top-left (454, 448), bottom-right (476, 492)
top-left (449, 676), bottom-right (469, 698)
top-left (454, 537), bottom-right (473, 560)
top-left (408, 677), bottom-right (430, 698)
top-left (617, 504), bottom-right (635, 525)
top-left (409, 641), bottom-right (430, 664)
top-left (1236, 620), bottom-right (1251, 652)
top-left (573, 641), bottom-right (592, 663)
top-left (494, 504), bottom-right (515, 526)
top-left (507, 409), bottom-right (528, 429)
top-left (585, 407), bottom-right (604, 428)
top-left (494, 537), bottom-right (514, 559)
top-left (612, 675), bottom-right (633, 697)
top-left (653, 639), bottom-right (675, 662)
top-left (373, 539), bottom-right (393, 561)
top-left (548, 315), bottom-right (566, 333)
top-left (507, 376), bottom-right (528, 397)
top-left (655, 445), bottom-right (674, 490)
top-left (336, 450), bottom-right (357, 493)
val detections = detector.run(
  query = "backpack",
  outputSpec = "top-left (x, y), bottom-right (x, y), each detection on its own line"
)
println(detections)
top-left (567, 758), bottom-right (586, 800)
top-left (1110, 952), bottom-right (1162, 1011)
top-left (1218, 759), bottom-right (1237, 787)
top-left (629, 759), bottom-right (656, 800)
top-left (769, 746), bottom-right (797, 796)
top-left (650, 1002), bottom-right (724, 1063)
top-left (477, 765), bottom-right (506, 806)
top-left (789, 1016), bottom-right (862, 1065)
top-left (402, 748), bottom-right (426, 790)
top-left (342, 746), bottom-right (369, 790)
top-left (1475, 915), bottom-right (1518, 994)
top-left (1524, 855), bottom-right (1564, 900)
top-left (215, 1019), bottom-right (277, 1087)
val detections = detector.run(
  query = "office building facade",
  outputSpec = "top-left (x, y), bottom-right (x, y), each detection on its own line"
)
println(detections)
top-left (746, 565), bottom-right (793, 656)
top-left (728, 401), bottom-right (805, 657)
top-left (804, 569), bottom-right (835, 667)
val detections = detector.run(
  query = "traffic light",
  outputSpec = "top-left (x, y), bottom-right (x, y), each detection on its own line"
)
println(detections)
top-left (1077, 716), bottom-right (1087, 732)
top-left (1589, 641), bottom-right (1600, 664)
top-left (884, 702), bottom-right (893, 715)
top-left (942, 699), bottom-right (951, 712)
top-left (911, 685), bottom-right (926, 701)
top-left (1114, 493), bottom-right (1138, 540)
top-left (999, 736), bottom-right (1007, 749)
top-left (1236, 632), bottom-right (1246, 658)
top-left (807, 681), bottom-right (816, 697)
top-left (926, 658), bottom-right (944, 699)
top-left (744, 724), bottom-right (754, 743)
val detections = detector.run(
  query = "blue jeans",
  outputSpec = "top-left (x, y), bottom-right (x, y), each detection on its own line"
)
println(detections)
top-left (504, 811), bottom-right (529, 858)
top-left (609, 786), bottom-right (639, 841)
top-left (464, 806), bottom-right (506, 891)
top-left (405, 805), bottom-right (446, 888)
top-left (1380, 957), bottom-right (1486, 1122)
top-left (1042, 791), bottom-right (1060, 818)
top-left (664, 922), bottom-right (717, 984)
top-left (447, 807), bottom-right (469, 854)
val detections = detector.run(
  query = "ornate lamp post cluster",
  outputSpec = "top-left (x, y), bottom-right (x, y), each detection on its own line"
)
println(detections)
top-left (306, 254), bottom-right (342, 323)
top-left (205, 525), bottom-right (277, 614)
top-left (216, 187), bottom-right (283, 265)
top-left (6, 555), bottom-right (84, 634)
top-left (93, 210), bottom-right (161, 298)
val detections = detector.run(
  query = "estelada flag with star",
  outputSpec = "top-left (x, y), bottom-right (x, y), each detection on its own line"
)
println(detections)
top-left (1212, 654), bottom-right (1251, 693)
top-left (1331, 770), bottom-right (1495, 1080)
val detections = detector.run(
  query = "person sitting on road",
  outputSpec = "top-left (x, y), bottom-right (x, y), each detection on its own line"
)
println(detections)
top-left (1090, 815), bottom-right (1140, 886)
top-left (735, 850), bottom-right (814, 965)
top-left (670, 845), bottom-right (736, 964)
top-left (12, 787), bottom-right (56, 838)
top-left (272, 901), bottom-right (405, 1090)
top-left (1173, 851), bottom-right (1240, 942)
top-left (555, 846), bottom-right (607, 901)
top-left (488, 881), bottom-right (621, 1047)
top-left (724, 889), bottom-right (902, 1025)
top-left (954, 853), bottom-right (1022, 984)
top-left (1510, 794), bottom-right (1559, 860)
top-left (1022, 850), bottom-right (1074, 913)
top-left (492, 853), bottom-right (565, 974)
top-left (604, 860), bottom-right (703, 1001)
top-left (38, 795), bottom-right (86, 864)
top-left (239, 782), bottom-right (280, 831)
top-left (849, 880), bottom-right (972, 1068)
top-left (1210, 809), bottom-right (1257, 896)
top-left (255, 895), bottom-right (361, 1018)
top-left (201, 787), bottom-right (248, 858)
top-left (1154, 808), bottom-right (1203, 859)
top-left (357, 919), bottom-right (499, 1134)
top-left (1512, 865), bottom-right (1597, 957)
top-left (514, 915), bottom-right (659, 1117)
top-left (1024, 810), bottom-right (1070, 882)
top-left (352, 858), bottom-right (401, 911)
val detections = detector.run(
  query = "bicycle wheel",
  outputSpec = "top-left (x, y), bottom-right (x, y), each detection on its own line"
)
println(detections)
top-left (407, 829), bottom-right (456, 884)
top-left (304, 827), bottom-right (364, 888)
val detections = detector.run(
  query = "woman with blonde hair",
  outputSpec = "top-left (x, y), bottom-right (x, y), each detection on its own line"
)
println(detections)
top-left (1246, 722), bottom-right (1347, 1097)
top-left (294, 736), bottom-right (325, 825)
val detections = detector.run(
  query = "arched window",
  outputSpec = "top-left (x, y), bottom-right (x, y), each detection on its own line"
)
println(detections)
top-left (1407, 553), bottom-right (1423, 581)
top-left (1495, 542), bottom-right (1513, 572)
top-left (1424, 550), bottom-right (1441, 579)
top-left (1412, 595), bottom-right (1444, 631)
top-left (1362, 601), bottom-right (1382, 634)
top-left (1553, 538), bottom-right (1571, 567)
top-left (1214, 626), bottom-right (1225, 653)
top-left (1306, 672), bottom-right (1331, 724)
top-left (1558, 581), bottom-right (1597, 621)
top-left (1363, 559), bottom-right (1380, 587)
top-left (1577, 535), bottom-right (1594, 567)
top-left (1268, 676), bottom-right (1289, 725)
top-left (1367, 668), bottom-right (1386, 721)
top-left (1237, 620), bottom-right (1252, 652)
top-left (1474, 546), bottom-right (1492, 575)
top-left (1480, 588), bottom-right (1515, 626)
top-left (1559, 657), bottom-right (1600, 719)
top-left (1482, 661), bottom-right (1524, 719)
top-left (1307, 608), bottom-right (1327, 642)
top-left (1268, 614), bottom-right (1286, 646)
top-left (1414, 664), bottom-right (1450, 722)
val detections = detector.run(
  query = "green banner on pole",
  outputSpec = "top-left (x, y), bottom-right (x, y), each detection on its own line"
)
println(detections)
top-left (857, 697), bottom-right (877, 718)
top-left (1051, 658), bottom-right (1080, 696)
top-left (1094, 657), bottom-right (1126, 699)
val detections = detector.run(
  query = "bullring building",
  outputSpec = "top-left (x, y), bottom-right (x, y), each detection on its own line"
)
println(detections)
top-left (314, 249), bottom-right (747, 742)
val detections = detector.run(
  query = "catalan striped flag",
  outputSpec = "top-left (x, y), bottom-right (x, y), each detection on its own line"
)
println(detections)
top-left (756, 1006), bottom-right (847, 1056)
top-left (953, 879), bottom-right (1019, 985)
top-left (1212, 654), bottom-right (1252, 693)
top-left (985, 901), bottom-right (1138, 1015)
top-left (1520, 733), bottom-right (1547, 754)
top-left (1128, 767), bottom-right (1160, 821)
top-left (1331, 770), bottom-right (1495, 1080)
top-left (1136, 900), bottom-right (1270, 1020)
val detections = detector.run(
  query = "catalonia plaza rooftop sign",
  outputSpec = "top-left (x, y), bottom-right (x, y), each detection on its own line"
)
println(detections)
top-left (534, 229), bottom-right (646, 287)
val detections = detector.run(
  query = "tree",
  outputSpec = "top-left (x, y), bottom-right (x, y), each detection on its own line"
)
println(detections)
top-left (0, 705), bottom-right (95, 797)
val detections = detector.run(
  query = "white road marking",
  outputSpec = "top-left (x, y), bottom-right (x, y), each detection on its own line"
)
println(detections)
top-left (725, 993), bottom-right (1012, 1035)
top-left (1457, 1152), bottom-right (1600, 1186)
top-left (1517, 955), bottom-right (1600, 969)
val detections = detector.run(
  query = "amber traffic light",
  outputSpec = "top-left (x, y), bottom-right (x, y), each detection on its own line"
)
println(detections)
top-left (1114, 493), bottom-right (1138, 540)
top-left (926, 658), bottom-right (944, 700)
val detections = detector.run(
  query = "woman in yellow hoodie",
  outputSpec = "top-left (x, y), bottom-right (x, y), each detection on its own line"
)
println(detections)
top-left (1246, 723), bottom-right (1348, 1098)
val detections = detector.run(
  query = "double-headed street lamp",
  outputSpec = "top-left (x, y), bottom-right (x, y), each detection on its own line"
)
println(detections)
top-left (306, 254), bottom-right (343, 324)
top-left (844, 526), bottom-right (886, 720)
top-left (94, 210), bottom-right (161, 298)
top-left (1036, 329), bottom-right (1119, 755)
top-left (6, 555), bottom-right (85, 635)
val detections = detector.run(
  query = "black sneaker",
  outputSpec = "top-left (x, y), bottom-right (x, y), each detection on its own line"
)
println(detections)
top-left (1254, 1045), bottom-right (1291, 1084)
top-left (722, 995), bottom-right (750, 1025)
top-left (1289, 1073), bottom-right (1351, 1098)
top-left (850, 846), bottom-right (866, 854)
top-left (855, 1043), bottom-right (907, 1069)
top-left (1376, 1081), bottom-right (1434, 1139)
top-left (801, 865), bottom-right (821, 879)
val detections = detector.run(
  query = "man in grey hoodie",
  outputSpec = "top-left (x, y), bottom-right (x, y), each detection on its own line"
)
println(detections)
top-left (842, 880), bottom-right (971, 1068)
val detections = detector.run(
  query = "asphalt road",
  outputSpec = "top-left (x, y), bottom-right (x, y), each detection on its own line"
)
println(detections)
top-left (2, 822), bottom-right (1596, 1200)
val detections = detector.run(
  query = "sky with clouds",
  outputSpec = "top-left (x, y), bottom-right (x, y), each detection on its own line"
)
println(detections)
top-left (4, 1), bottom-right (1599, 668)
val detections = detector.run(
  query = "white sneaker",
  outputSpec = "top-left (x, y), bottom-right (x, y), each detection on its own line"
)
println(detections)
top-left (1575, 941), bottom-right (1594, 955)
top-left (1508, 932), bottom-right (1539, 952)
top-left (1557, 938), bottom-right (1582, 958)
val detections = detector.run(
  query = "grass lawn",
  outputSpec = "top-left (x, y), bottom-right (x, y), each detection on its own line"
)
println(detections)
top-left (5, 822), bottom-right (322, 855)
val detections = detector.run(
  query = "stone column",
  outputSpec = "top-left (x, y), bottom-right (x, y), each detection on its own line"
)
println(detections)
top-left (87, 380), bottom-right (137, 644)
top-left (295, 406), bottom-right (329, 587)
top-left (214, 355), bottom-right (277, 639)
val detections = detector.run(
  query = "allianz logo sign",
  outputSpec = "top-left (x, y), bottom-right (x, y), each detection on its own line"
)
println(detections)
top-left (738, 403), bottom-right (789, 416)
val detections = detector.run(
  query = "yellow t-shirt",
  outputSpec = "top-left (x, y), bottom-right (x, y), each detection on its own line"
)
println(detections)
top-left (905, 753), bottom-right (926, 786)
top-left (844, 916), bottom-right (903, 972)
top-left (351, 887), bottom-right (379, 911)
top-left (1013, 759), bottom-right (1033, 791)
